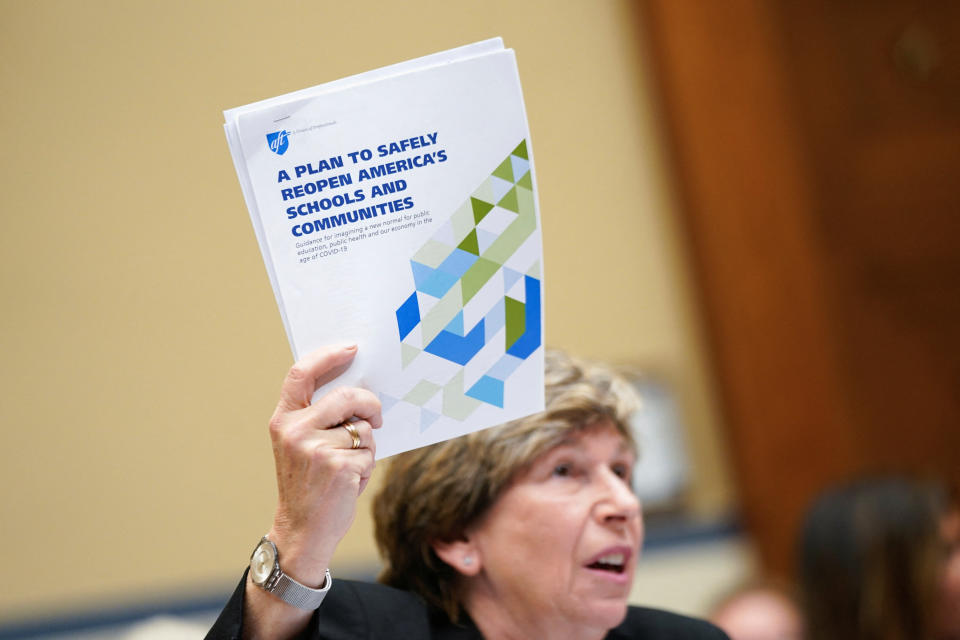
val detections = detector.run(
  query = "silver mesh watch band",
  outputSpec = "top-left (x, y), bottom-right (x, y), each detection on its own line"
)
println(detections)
top-left (270, 568), bottom-right (332, 610)
top-left (252, 536), bottom-right (332, 611)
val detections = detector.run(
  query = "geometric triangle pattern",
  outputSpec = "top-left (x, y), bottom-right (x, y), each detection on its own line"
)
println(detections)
top-left (401, 343), bottom-right (421, 369)
top-left (419, 408), bottom-right (441, 433)
top-left (503, 267), bottom-right (522, 291)
top-left (379, 392), bottom-right (400, 414)
top-left (490, 176), bottom-right (514, 202)
top-left (394, 139), bottom-right (542, 428)
top-left (476, 228), bottom-right (499, 255)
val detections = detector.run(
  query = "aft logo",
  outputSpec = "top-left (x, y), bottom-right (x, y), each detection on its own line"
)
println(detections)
top-left (266, 130), bottom-right (289, 155)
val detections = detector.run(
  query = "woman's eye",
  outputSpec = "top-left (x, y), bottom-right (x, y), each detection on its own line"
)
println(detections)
top-left (552, 463), bottom-right (572, 477)
top-left (611, 464), bottom-right (630, 479)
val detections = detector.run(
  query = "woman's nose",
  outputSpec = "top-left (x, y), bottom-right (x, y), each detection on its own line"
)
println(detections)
top-left (597, 469), bottom-right (641, 521)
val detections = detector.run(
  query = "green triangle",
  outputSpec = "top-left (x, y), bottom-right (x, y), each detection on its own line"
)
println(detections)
top-left (457, 228), bottom-right (479, 255)
top-left (517, 170), bottom-right (532, 190)
top-left (401, 343), bottom-right (420, 368)
top-left (512, 140), bottom-right (528, 160)
top-left (492, 157), bottom-right (514, 182)
top-left (498, 186), bottom-right (519, 213)
top-left (471, 197), bottom-right (494, 224)
top-left (472, 177), bottom-right (494, 203)
top-left (461, 257), bottom-right (500, 304)
top-left (504, 296), bottom-right (526, 351)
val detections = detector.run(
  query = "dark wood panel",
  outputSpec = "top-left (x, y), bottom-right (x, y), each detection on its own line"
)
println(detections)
top-left (638, 0), bottom-right (960, 576)
top-left (773, 0), bottom-right (960, 482)
top-left (637, 0), bottom-right (861, 575)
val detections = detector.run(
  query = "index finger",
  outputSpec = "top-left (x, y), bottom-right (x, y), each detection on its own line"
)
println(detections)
top-left (311, 387), bottom-right (383, 431)
top-left (278, 344), bottom-right (358, 411)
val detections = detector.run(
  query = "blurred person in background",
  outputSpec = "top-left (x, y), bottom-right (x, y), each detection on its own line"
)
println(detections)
top-left (709, 579), bottom-right (803, 640)
top-left (798, 475), bottom-right (960, 640)
top-left (207, 346), bottom-right (729, 639)
top-left (936, 497), bottom-right (960, 640)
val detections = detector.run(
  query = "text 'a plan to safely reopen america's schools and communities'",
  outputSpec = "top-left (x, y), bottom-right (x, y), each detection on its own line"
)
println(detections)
top-left (275, 132), bottom-right (446, 239)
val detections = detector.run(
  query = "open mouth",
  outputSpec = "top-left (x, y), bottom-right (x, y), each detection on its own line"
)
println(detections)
top-left (586, 552), bottom-right (627, 574)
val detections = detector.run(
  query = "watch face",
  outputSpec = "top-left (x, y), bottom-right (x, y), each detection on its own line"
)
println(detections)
top-left (250, 541), bottom-right (276, 585)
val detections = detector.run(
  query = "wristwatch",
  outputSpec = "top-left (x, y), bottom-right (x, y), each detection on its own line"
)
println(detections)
top-left (249, 536), bottom-right (332, 610)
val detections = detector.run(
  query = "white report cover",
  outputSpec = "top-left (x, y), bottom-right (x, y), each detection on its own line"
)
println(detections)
top-left (224, 40), bottom-right (544, 458)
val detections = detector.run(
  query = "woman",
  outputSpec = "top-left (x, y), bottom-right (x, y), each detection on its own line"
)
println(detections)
top-left (798, 476), bottom-right (960, 640)
top-left (708, 579), bottom-right (804, 640)
top-left (207, 345), bottom-right (727, 639)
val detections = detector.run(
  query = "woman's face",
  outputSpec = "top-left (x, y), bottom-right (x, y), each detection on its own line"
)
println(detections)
top-left (938, 507), bottom-right (960, 638)
top-left (465, 419), bottom-right (643, 634)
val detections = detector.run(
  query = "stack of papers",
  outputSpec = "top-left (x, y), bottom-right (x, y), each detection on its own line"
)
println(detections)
top-left (223, 39), bottom-right (544, 458)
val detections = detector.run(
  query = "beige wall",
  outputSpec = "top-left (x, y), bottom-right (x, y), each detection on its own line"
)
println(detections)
top-left (0, 0), bottom-right (732, 621)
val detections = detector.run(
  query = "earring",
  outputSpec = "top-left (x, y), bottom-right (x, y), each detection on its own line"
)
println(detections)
top-left (462, 556), bottom-right (473, 566)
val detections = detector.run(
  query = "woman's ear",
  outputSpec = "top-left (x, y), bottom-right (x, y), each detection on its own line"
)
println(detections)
top-left (432, 537), bottom-right (481, 577)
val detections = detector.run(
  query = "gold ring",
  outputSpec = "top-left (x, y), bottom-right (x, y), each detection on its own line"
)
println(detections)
top-left (342, 421), bottom-right (361, 449)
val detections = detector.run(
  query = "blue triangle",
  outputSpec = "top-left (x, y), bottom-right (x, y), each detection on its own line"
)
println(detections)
top-left (476, 228), bottom-right (498, 254)
top-left (465, 375), bottom-right (504, 408)
top-left (510, 156), bottom-right (530, 182)
top-left (420, 407), bottom-right (441, 432)
top-left (411, 261), bottom-right (436, 292)
top-left (446, 310), bottom-right (465, 337)
top-left (503, 267), bottom-right (522, 290)
top-left (490, 176), bottom-right (514, 202)
top-left (380, 393), bottom-right (400, 413)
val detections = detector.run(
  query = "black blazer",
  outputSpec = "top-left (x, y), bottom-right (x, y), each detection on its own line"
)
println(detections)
top-left (207, 572), bottom-right (730, 639)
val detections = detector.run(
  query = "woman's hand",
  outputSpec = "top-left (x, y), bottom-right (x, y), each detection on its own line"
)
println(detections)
top-left (243, 344), bottom-right (381, 638)
top-left (267, 343), bottom-right (382, 584)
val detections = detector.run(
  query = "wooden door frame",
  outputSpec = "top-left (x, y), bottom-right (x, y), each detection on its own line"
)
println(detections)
top-left (636, 0), bottom-right (865, 575)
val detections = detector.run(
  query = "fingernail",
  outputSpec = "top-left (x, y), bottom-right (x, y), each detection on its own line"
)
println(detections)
top-left (344, 343), bottom-right (358, 351)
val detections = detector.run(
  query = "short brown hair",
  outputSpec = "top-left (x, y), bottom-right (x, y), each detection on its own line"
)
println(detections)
top-left (372, 349), bottom-right (639, 620)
